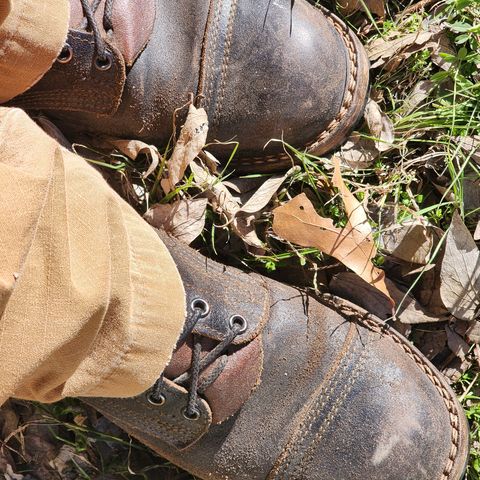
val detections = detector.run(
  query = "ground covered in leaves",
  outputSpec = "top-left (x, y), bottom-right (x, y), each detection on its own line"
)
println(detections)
top-left (2, 0), bottom-right (480, 478)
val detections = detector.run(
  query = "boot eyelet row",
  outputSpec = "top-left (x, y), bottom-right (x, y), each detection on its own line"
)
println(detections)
top-left (146, 392), bottom-right (166, 406)
top-left (56, 44), bottom-right (113, 72)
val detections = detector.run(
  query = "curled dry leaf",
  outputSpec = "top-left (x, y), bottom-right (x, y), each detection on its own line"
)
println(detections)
top-left (400, 80), bottom-right (435, 114)
top-left (367, 31), bottom-right (434, 69)
top-left (338, 133), bottom-right (379, 169)
top-left (440, 212), bottom-right (480, 321)
top-left (466, 321), bottom-right (480, 343)
top-left (455, 135), bottom-right (480, 164)
top-left (364, 98), bottom-right (394, 152)
top-left (144, 198), bottom-right (208, 245)
top-left (238, 166), bottom-right (299, 215)
top-left (337, 0), bottom-right (385, 17)
top-left (161, 104), bottom-right (208, 194)
top-left (272, 160), bottom-right (394, 304)
top-left (381, 220), bottom-right (440, 265)
top-left (445, 325), bottom-right (470, 361)
top-left (107, 139), bottom-right (160, 178)
top-left (475, 220), bottom-right (480, 241)
top-left (330, 272), bottom-right (438, 324)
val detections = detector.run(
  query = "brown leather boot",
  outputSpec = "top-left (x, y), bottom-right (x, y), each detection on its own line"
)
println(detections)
top-left (84, 231), bottom-right (469, 480)
top-left (9, 0), bottom-right (369, 172)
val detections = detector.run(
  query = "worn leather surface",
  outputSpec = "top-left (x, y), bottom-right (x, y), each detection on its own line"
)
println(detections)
top-left (84, 234), bottom-right (469, 480)
top-left (9, 0), bottom-right (369, 172)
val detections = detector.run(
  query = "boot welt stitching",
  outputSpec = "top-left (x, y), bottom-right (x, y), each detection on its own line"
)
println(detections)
top-left (212, 0), bottom-right (238, 128)
top-left (294, 334), bottom-right (370, 477)
top-left (270, 322), bottom-right (365, 478)
top-left (320, 297), bottom-right (461, 480)
top-left (204, 0), bottom-right (224, 107)
top-left (233, 8), bottom-right (359, 166)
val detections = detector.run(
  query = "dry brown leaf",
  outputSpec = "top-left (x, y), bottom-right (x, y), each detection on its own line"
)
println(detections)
top-left (272, 174), bottom-right (393, 304)
top-left (475, 220), bottom-right (480, 241)
top-left (440, 212), bottom-right (480, 321)
top-left (445, 325), bottom-right (470, 360)
top-left (108, 139), bottom-right (160, 178)
top-left (239, 166), bottom-right (299, 215)
top-left (144, 198), bottom-right (208, 245)
top-left (330, 272), bottom-right (438, 324)
top-left (401, 80), bottom-right (435, 114)
top-left (466, 321), bottom-right (480, 343)
top-left (455, 135), bottom-right (480, 164)
top-left (367, 31), bottom-right (434, 69)
top-left (381, 220), bottom-right (440, 265)
top-left (337, 0), bottom-right (385, 17)
top-left (427, 31), bottom-right (456, 71)
top-left (332, 158), bottom-right (371, 237)
top-left (338, 133), bottom-right (379, 169)
top-left (189, 160), bottom-right (262, 248)
top-left (161, 105), bottom-right (208, 194)
top-left (364, 99), bottom-right (394, 152)
top-left (5, 464), bottom-right (23, 480)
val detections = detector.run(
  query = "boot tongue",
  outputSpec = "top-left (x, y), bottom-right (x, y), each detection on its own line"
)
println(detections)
top-left (69, 0), bottom-right (156, 66)
top-left (164, 335), bottom-right (263, 425)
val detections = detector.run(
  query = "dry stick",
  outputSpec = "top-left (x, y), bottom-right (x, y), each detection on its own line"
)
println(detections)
top-left (402, 0), bottom-right (441, 15)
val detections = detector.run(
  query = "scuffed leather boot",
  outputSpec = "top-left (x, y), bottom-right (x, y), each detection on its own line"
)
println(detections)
top-left (9, 0), bottom-right (369, 171)
top-left (84, 232), bottom-right (469, 480)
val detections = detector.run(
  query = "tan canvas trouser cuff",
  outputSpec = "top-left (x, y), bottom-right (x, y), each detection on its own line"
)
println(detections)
top-left (0, 108), bottom-right (186, 403)
top-left (0, 0), bottom-right (69, 103)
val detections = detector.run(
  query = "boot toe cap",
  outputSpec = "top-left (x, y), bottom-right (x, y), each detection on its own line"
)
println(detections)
top-left (270, 310), bottom-right (469, 480)
top-left (205, 1), bottom-right (370, 170)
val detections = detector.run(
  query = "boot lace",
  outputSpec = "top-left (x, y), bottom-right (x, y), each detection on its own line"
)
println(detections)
top-left (58, 0), bottom-right (115, 70)
top-left (148, 298), bottom-right (248, 420)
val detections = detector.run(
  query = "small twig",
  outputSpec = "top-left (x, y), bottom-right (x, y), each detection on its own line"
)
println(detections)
top-left (402, 0), bottom-right (440, 15)
top-left (459, 371), bottom-right (480, 403)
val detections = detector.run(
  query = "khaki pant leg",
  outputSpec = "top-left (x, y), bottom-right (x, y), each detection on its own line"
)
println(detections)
top-left (0, 107), bottom-right (186, 405)
top-left (0, 0), bottom-right (69, 102)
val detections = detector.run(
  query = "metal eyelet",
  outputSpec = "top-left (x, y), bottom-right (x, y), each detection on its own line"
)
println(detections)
top-left (229, 315), bottom-right (248, 334)
top-left (57, 44), bottom-right (73, 64)
top-left (191, 298), bottom-right (210, 317)
top-left (146, 392), bottom-right (166, 406)
top-left (94, 51), bottom-right (113, 71)
top-left (182, 407), bottom-right (201, 421)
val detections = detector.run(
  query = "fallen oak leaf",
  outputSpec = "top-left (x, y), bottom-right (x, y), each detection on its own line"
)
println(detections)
top-left (161, 104), bottom-right (208, 194)
top-left (272, 193), bottom-right (393, 304)
top-left (445, 324), bottom-right (470, 361)
top-left (144, 198), bottom-right (208, 245)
